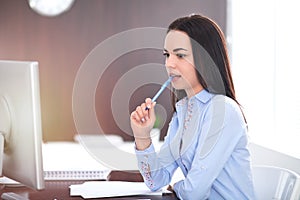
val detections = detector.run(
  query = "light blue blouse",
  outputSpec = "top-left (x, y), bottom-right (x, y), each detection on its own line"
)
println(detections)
top-left (135, 90), bottom-right (256, 199)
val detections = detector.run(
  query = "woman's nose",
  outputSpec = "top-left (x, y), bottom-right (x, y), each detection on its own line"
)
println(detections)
top-left (165, 55), bottom-right (176, 69)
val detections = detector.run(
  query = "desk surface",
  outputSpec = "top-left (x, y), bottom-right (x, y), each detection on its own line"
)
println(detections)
top-left (0, 180), bottom-right (179, 200)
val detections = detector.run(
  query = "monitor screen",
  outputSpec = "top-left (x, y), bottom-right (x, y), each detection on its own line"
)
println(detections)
top-left (0, 60), bottom-right (45, 190)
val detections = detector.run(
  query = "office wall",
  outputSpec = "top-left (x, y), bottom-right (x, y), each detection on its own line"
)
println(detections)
top-left (0, 0), bottom-right (227, 141)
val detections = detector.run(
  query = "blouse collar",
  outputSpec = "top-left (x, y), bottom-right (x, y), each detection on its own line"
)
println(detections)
top-left (175, 89), bottom-right (214, 108)
top-left (194, 89), bottom-right (214, 104)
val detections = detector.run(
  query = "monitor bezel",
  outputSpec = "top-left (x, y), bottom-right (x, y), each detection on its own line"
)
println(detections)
top-left (0, 60), bottom-right (45, 190)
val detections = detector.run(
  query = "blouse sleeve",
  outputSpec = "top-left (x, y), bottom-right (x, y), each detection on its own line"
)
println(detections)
top-left (135, 113), bottom-right (179, 191)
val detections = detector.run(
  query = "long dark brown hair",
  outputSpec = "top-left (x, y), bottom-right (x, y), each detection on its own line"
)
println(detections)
top-left (167, 14), bottom-right (240, 112)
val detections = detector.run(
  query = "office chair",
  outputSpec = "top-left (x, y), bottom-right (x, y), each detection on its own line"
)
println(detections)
top-left (252, 165), bottom-right (300, 200)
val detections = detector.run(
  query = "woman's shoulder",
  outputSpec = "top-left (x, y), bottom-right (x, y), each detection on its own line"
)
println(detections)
top-left (206, 94), bottom-right (246, 124)
top-left (209, 94), bottom-right (242, 111)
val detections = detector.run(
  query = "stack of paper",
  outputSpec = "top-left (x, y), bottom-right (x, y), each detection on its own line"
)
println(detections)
top-left (70, 181), bottom-right (163, 199)
top-left (42, 142), bottom-right (110, 180)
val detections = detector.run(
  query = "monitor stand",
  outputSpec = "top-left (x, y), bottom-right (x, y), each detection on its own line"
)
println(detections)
top-left (0, 96), bottom-right (27, 190)
top-left (0, 96), bottom-right (11, 177)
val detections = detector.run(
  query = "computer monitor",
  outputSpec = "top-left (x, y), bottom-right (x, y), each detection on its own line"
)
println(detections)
top-left (0, 60), bottom-right (45, 190)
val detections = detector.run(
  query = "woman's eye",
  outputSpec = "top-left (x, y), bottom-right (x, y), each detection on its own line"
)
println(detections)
top-left (163, 52), bottom-right (170, 58)
top-left (176, 53), bottom-right (186, 58)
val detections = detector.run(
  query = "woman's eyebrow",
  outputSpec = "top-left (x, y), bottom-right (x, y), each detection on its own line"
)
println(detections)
top-left (163, 48), bottom-right (188, 52)
top-left (173, 48), bottom-right (188, 52)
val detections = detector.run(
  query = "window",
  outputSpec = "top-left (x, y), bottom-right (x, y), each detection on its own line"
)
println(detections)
top-left (229, 0), bottom-right (300, 158)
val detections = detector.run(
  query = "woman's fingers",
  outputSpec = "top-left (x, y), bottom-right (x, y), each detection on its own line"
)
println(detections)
top-left (145, 98), bottom-right (152, 109)
top-left (136, 106), bottom-right (144, 122)
top-left (131, 103), bottom-right (148, 124)
top-left (130, 98), bottom-right (156, 125)
top-left (131, 110), bottom-right (141, 123)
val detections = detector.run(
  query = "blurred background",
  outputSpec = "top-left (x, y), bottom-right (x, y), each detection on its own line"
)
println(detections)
top-left (0, 0), bottom-right (299, 159)
top-left (0, 0), bottom-right (226, 141)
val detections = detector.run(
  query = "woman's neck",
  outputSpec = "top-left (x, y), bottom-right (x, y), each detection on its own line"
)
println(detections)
top-left (185, 85), bottom-right (203, 98)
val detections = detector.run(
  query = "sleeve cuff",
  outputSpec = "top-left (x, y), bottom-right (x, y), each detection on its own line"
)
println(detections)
top-left (134, 142), bottom-right (155, 154)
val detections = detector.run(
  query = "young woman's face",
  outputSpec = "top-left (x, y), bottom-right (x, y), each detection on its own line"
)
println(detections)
top-left (164, 30), bottom-right (203, 97)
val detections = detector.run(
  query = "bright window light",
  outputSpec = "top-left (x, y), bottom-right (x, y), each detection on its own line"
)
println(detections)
top-left (229, 0), bottom-right (300, 158)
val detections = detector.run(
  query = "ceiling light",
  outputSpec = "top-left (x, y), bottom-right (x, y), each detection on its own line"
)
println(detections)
top-left (28, 0), bottom-right (75, 17)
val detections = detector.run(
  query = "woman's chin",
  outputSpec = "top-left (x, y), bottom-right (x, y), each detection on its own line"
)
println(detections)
top-left (171, 83), bottom-right (183, 90)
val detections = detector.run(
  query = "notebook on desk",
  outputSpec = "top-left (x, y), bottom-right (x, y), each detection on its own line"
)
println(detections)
top-left (43, 142), bottom-right (110, 180)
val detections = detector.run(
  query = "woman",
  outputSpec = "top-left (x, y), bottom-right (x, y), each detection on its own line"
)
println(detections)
top-left (130, 14), bottom-right (256, 199)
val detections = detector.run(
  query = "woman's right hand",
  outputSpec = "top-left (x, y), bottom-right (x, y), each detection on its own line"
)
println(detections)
top-left (130, 98), bottom-right (156, 150)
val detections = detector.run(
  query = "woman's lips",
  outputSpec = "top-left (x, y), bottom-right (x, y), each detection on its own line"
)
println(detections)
top-left (170, 74), bottom-right (181, 78)
top-left (170, 74), bottom-right (181, 81)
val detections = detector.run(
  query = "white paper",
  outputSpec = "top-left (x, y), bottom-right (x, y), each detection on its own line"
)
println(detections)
top-left (43, 142), bottom-right (109, 172)
top-left (42, 142), bottom-right (111, 180)
top-left (69, 181), bottom-right (162, 199)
